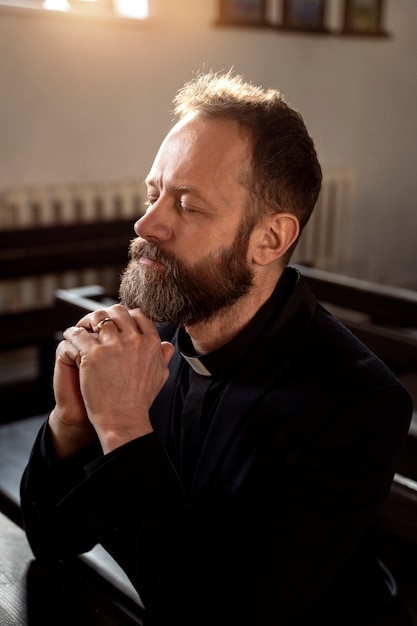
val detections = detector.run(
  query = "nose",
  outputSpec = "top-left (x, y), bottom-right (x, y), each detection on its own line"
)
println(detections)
top-left (134, 200), bottom-right (173, 243)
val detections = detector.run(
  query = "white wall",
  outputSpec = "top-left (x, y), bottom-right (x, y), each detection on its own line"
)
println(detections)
top-left (1, 0), bottom-right (416, 286)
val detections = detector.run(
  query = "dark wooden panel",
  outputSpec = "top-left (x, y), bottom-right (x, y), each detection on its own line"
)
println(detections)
top-left (296, 264), bottom-right (417, 328)
top-left (0, 511), bottom-right (144, 626)
top-left (0, 220), bottom-right (134, 280)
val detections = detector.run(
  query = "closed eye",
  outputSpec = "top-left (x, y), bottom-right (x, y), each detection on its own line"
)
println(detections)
top-left (145, 196), bottom-right (158, 207)
top-left (178, 202), bottom-right (200, 214)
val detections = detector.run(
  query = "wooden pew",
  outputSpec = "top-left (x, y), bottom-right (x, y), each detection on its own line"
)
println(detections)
top-left (0, 219), bottom-right (134, 420)
top-left (294, 264), bottom-right (417, 327)
top-left (294, 264), bottom-right (417, 373)
top-left (0, 413), bottom-right (145, 625)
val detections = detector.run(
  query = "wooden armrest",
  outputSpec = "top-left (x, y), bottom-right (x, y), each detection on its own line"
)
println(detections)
top-left (54, 285), bottom-right (118, 332)
top-left (295, 264), bottom-right (417, 328)
top-left (382, 473), bottom-right (417, 546)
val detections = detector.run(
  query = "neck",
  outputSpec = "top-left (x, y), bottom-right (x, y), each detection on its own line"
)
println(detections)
top-left (185, 271), bottom-right (282, 355)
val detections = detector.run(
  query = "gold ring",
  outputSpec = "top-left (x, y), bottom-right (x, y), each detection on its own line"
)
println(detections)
top-left (95, 317), bottom-right (114, 333)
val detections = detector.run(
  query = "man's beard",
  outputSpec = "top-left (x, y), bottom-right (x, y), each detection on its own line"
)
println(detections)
top-left (119, 218), bottom-right (255, 327)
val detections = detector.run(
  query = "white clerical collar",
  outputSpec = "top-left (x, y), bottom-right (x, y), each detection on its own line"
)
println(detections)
top-left (180, 353), bottom-right (212, 377)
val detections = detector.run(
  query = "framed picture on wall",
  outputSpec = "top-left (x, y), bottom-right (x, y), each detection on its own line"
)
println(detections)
top-left (342, 0), bottom-right (386, 35)
top-left (282, 0), bottom-right (327, 32)
top-left (217, 0), bottom-right (267, 27)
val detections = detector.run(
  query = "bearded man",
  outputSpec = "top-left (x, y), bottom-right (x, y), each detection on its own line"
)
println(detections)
top-left (20, 71), bottom-right (413, 626)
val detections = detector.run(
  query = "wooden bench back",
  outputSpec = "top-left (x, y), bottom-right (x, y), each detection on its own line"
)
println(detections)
top-left (0, 219), bottom-right (134, 280)
top-left (295, 264), bottom-right (417, 373)
top-left (295, 264), bottom-right (417, 328)
top-left (0, 219), bottom-right (134, 419)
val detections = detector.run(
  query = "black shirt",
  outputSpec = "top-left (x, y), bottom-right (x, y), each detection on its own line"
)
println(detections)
top-left (171, 268), bottom-right (295, 491)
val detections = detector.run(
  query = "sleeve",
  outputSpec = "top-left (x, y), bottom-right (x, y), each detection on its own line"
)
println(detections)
top-left (20, 418), bottom-right (103, 560)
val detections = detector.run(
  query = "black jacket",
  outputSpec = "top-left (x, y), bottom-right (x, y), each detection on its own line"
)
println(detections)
top-left (20, 268), bottom-right (413, 625)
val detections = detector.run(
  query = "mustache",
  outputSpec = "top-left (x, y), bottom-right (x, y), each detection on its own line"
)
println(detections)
top-left (128, 239), bottom-right (181, 277)
top-left (129, 239), bottom-right (167, 263)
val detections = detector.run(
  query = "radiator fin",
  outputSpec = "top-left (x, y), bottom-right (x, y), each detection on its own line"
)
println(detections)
top-left (292, 168), bottom-right (356, 271)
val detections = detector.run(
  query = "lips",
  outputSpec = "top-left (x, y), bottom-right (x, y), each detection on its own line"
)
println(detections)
top-left (130, 239), bottom-right (171, 270)
top-left (138, 255), bottom-right (165, 268)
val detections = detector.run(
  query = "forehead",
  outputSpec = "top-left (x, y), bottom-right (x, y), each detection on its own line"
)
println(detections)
top-left (147, 115), bottom-right (251, 201)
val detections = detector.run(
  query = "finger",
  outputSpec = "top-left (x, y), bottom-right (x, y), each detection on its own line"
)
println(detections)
top-left (63, 325), bottom-right (97, 351)
top-left (75, 305), bottom-right (123, 333)
top-left (62, 326), bottom-right (102, 368)
top-left (56, 339), bottom-right (81, 368)
top-left (127, 307), bottom-right (159, 335)
top-left (161, 341), bottom-right (175, 366)
top-left (95, 316), bottom-right (117, 335)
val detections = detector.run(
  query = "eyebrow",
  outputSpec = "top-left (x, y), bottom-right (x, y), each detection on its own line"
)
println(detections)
top-left (174, 184), bottom-right (207, 202)
top-left (145, 179), bottom-right (214, 208)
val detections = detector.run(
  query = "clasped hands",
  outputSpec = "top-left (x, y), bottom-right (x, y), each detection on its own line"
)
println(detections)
top-left (48, 304), bottom-right (174, 458)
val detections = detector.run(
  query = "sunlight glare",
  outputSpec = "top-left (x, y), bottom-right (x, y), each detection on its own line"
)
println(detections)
top-left (43, 0), bottom-right (70, 10)
top-left (114, 0), bottom-right (148, 19)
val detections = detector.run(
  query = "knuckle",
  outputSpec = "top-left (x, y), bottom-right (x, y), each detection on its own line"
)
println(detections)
top-left (109, 303), bottom-right (126, 317)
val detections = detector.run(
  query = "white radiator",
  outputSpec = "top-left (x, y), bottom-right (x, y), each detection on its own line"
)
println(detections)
top-left (292, 168), bottom-right (356, 271)
top-left (0, 181), bottom-right (146, 313)
top-left (0, 181), bottom-right (145, 229)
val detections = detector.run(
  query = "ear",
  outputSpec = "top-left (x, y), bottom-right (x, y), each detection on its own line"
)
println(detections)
top-left (252, 212), bottom-right (300, 266)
